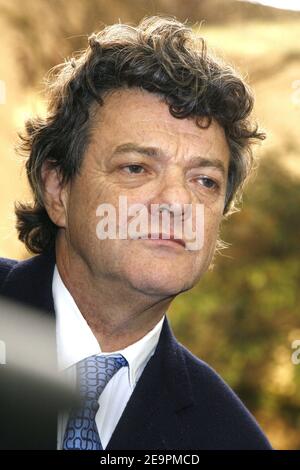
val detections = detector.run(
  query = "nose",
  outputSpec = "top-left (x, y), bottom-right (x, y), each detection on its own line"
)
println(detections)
top-left (149, 167), bottom-right (194, 219)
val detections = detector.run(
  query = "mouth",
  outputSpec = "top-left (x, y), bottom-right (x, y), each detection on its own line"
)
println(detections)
top-left (133, 233), bottom-right (186, 249)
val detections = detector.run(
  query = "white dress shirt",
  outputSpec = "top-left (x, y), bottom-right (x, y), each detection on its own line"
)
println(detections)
top-left (52, 265), bottom-right (165, 450)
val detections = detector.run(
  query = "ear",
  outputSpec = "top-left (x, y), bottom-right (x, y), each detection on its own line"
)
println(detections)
top-left (41, 161), bottom-right (69, 228)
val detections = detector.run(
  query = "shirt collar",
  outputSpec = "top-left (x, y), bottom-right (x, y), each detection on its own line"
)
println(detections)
top-left (52, 265), bottom-right (165, 389)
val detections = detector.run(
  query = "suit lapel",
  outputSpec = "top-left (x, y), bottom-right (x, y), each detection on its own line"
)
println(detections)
top-left (1, 249), bottom-right (56, 316)
top-left (106, 316), bottom-right (195, 450)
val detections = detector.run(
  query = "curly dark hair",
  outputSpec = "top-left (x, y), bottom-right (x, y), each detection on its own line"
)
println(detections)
top-left (15, 15), bottom-right (265, 254)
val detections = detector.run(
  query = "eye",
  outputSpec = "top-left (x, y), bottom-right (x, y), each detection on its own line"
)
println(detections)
top-left (121, 164), bottom-right (145, 175)
top-left (196, 176), bottom-right (219, 190)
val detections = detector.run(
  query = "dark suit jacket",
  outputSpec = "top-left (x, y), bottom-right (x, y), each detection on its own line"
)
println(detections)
top-left (0, 249), bottom-right (272, 450)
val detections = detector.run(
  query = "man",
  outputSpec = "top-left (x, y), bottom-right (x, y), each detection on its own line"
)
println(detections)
top-left (0, 16), bottom-right (271, 450)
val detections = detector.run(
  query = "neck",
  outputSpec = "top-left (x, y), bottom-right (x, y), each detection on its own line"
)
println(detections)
top-left (55, 238), bottom-right (173, 352)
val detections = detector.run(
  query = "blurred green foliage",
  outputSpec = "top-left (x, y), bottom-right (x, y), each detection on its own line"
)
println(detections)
top-left (170, 154), bottom-right (300, 448)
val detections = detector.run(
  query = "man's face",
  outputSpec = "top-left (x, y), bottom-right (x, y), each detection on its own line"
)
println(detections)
top-left (62, 88), bottom-right (230, 297)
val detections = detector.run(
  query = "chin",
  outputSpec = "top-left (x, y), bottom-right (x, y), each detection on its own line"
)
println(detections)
top-left (128, 271), bottom-right (194, 297)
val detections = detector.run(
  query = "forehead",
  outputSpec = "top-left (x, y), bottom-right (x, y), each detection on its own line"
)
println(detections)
top-left (91, 88), bottom-right (229, 160)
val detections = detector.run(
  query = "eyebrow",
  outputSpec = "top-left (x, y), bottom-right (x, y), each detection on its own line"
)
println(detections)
top-left (112, 143), bottom-right (161, 159)
top-left (112, 142), bottom-right (226, 176)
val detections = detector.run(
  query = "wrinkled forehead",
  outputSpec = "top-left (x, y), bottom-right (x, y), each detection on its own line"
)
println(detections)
top-left (89, 88), bottom-right (230, 163)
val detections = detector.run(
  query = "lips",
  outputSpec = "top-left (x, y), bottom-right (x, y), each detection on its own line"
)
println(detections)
top-left (135, 233), bottom-right (186, 248)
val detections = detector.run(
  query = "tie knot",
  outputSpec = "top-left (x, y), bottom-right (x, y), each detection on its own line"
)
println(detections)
top-left (76, 354), bottom-right (128, 402)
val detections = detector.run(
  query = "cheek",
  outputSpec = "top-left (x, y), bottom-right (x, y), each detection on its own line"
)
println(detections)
top-left (65, 190), bottom-right (98, 249)
top-left (203, 206), bottom-right (223, 245)
top-left (68, 173), bottom-right (110, 217)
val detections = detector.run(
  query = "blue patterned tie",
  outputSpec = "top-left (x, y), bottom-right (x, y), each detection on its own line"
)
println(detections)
top-left (63, 354), bottom-right (128, 450)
